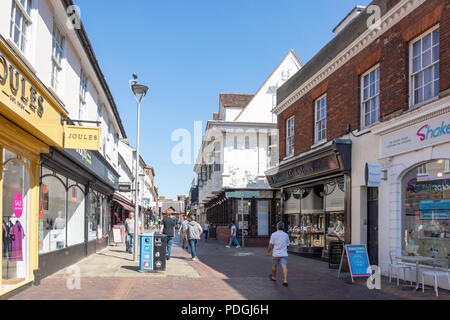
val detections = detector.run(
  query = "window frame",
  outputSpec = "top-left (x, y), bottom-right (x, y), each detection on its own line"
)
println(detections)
top-left (360, 64), bottom-right (380, 129)
top-left (51, 20), bottom-right (65, 93)
top-left (409, 24), bottom-right (440, 109)
top-left (10, 0), bottom-right (33, 55)
top-left (286, 116), bottom-right (294, 158)
top-left (314, 94), bottom-right (327, 144)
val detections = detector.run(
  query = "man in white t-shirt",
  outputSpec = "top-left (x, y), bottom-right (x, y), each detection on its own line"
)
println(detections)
top-left (226, 220), bottom-right (240, 248)
top-left (267, 221), bottom-right (290, 287)
top-left (203, 221), bottom-right (209, 242)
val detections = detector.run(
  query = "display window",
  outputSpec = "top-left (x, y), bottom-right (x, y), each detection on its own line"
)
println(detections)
top-left (88, 192), bottom-right (100, 241)
top-left (2, 149), bottom-right (31, 289)
top-left (285, 179), bottom-right (347, 253)
top-left (402, 160), bottom-right (450, 259)
top-left (237, 199), bottom-right (250, 236)
top-left (39, 167), bottom-right (86, 253)
top-left (40, 173), bottom-right (66, 253)
top-left (67, 180), bottom-right (85, 246)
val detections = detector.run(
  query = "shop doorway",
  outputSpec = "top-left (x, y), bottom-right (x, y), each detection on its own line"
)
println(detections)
top-left (367, 187), bottom-right (379, 266)
top-left (2, 150), bottom-right (31, 290)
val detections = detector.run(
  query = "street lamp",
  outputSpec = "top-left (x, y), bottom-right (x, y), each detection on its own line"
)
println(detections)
top-left (130, 74), bottom-right (149, 262)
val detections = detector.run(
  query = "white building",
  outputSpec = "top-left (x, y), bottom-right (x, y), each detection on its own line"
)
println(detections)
top-left (194, 50), bottom-right (302, 241)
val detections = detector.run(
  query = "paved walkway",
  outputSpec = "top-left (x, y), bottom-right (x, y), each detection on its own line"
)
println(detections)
top-left (9, 233), bottom-right (450, 300)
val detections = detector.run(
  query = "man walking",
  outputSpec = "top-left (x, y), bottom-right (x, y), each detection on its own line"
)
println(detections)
top-left (226, 220), bottom-right (240, 248)
top-left (178, 216), bottom-right (189, 250)
top-left (186, 215), bottom-right (202, 261)
top-left (267, 222), bottom-right (290, 287)
top-left (124, 212), bottom-right (135, 254)
top-left (203, 220), bottom-right (209, 242)
top-left (160, 207), bottom-right (176, 260)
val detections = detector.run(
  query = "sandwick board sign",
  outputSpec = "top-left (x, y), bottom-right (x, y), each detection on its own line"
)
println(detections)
top-left (337, 244), bottom-right (371, 283)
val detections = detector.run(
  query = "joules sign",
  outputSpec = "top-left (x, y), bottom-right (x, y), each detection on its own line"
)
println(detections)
top-left (380, 112), bottom-right (450, 158)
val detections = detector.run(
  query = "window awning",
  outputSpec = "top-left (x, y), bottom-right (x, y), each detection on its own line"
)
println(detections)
top-left (115, 200), bottom-right (135, 212)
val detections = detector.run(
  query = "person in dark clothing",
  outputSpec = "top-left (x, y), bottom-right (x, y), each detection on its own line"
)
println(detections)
top-left (160, 207), bottom-right (176, 260)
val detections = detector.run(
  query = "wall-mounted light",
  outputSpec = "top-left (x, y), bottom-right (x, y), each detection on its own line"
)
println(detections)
top-left (382, 170), bottom-right (388, 181)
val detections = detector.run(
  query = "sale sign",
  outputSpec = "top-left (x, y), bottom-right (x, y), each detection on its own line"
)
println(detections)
top-left (13, 192), bottom-right (23, 218)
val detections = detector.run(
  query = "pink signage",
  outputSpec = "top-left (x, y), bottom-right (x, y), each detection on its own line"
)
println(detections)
top-left (13, 192), bottom-right (23, 218)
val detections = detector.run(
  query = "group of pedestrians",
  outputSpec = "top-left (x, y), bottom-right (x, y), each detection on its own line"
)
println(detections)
top-left (123, 208), bottom-right (290, 287)
top-left (160, 208), bottom-right (204, 261)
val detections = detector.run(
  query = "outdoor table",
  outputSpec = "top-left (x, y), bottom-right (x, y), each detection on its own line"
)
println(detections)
top-left (396, 256), bottom-right (434, 291)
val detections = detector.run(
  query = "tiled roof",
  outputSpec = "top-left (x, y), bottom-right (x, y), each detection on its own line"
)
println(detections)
top-left (220, 94), bottom-right (254, 108)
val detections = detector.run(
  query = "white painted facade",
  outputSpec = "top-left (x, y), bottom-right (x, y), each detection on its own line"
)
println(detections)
top-left (195, 51), bottom-right (302, 213)
top-left (0, 0), bottom-right (123, 170)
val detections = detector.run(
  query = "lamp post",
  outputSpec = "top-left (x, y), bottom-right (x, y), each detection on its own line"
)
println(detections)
top-left (130, 74), bottom-right (149, 262)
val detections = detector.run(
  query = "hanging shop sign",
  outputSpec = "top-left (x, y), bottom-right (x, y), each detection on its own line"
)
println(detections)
top-left (118, 183), bottom-right (132, 193)
top-left (380, 112), bottom-right (450, 158)
top-left (0, 38), bottom-right (67, 148)
top-left (63, 125), bottom-right (101, 150)
top-left (365, 162), bottom-right (382, 187)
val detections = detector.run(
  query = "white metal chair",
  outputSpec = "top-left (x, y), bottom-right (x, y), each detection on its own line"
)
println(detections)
top-left (421, 257), bottom-right (450, 297)
top-left (388, 250), bottom-right (413, 286)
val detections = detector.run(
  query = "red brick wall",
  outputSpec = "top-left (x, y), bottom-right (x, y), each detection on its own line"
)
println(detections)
top-left (278, 0), bottom-right (449, 160)
top-left (216, 226), bottom-right (270, 247)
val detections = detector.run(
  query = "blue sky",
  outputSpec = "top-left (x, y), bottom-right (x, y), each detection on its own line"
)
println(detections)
top-left (75, 0), bottom-right (371, 200)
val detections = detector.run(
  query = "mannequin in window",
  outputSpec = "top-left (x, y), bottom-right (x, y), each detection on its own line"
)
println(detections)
top-left (54, 211), bottom-right (65, 249)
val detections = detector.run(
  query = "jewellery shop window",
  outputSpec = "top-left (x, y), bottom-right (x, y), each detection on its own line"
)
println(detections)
top-left (40, 169), bottom-right (67, 253)
top-left (286, 186), bottom-right (325, 248)
top-left (402, 160), bottom-right (450, 259)
top-left (2, 149), bottom-right (31, 287)
top-left (324, 179), bottom-right (346, 250)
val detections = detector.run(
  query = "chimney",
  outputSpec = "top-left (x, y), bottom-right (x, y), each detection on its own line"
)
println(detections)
top-left (213, 112), bottom-right (220, 120)
top-left (333, 6), bottom-right (366, 35)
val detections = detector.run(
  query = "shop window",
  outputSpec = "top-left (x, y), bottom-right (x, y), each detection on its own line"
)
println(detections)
top-left (88, 193), bottom-right (100, 241)
top-left (67, 184), bottom-right (85, 246)
top-left (402, 160), bottom-right (450, 259)
top-left (40, 175), bottom-right (67, 253)
top-left (257, 201), bottom-right (269, 236)
top-left (2, 153), bottom-right (31, 288)
top-left (237, 200), bottom-right (250, 236)
top-left (410, 26), bottom-right (440, 108)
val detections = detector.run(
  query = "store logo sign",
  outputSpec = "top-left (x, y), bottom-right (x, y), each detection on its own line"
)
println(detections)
top-left (0, 54), bottom-right (45, 118)
top-left (416, 121), bottom-right (450, 142)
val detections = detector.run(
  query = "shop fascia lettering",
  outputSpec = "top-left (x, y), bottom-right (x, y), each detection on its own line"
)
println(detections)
top-left (416, 120), bottom-right (450, 141)
top-left (0, 54), bottom-right (45, 118)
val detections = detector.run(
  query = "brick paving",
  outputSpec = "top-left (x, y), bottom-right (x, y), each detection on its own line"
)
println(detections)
top-left (8, 233), bottom-right (450, 300)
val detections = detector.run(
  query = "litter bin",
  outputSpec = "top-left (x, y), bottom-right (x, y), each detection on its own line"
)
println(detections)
top-left (153, 233), bottom-right (167, 271)
top-left (139, 233), bottom-right (167, 271)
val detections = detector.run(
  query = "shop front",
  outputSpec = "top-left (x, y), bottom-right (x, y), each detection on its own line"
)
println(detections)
top-left (266, 139), bottom-right (351, 259)
top-left (37, 148), bottom-right (119, 279)
top-left (376, 98), bottom-right (450, 289)
top-left (206, 190), bottom-right (280, 246)
top-left (0, 35), bottom-right (67, 297)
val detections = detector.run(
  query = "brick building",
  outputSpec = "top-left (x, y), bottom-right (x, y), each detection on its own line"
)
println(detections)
top-left (266, 0), bottom-right (449, 290)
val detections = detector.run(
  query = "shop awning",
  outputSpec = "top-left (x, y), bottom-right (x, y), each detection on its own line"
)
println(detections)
top-left (115, 200), bottom-right (135, 212)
